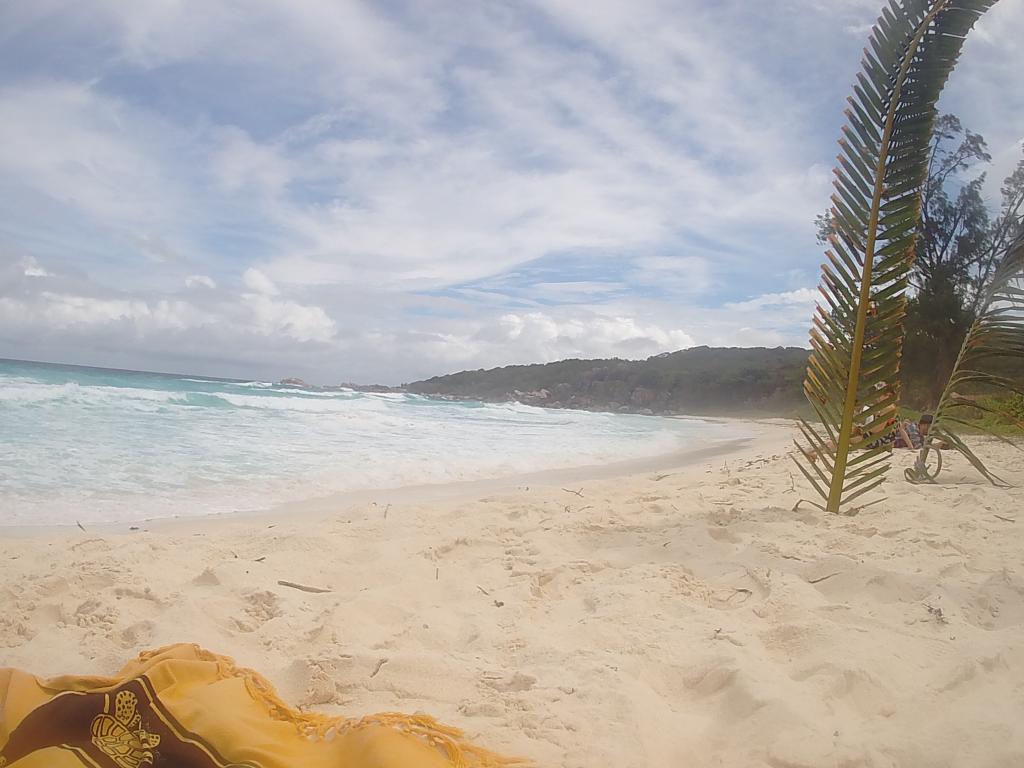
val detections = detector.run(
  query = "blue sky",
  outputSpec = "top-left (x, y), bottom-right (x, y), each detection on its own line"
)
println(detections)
top-left (0, 0), bottom-right (1021, 384)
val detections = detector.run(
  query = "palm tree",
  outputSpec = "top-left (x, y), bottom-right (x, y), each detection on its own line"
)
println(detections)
top-left (793, 0), bottom-right (998, 513)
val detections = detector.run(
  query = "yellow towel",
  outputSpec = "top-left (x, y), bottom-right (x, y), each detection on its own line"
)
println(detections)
top-left (0, 644), bottom-right (526, 768)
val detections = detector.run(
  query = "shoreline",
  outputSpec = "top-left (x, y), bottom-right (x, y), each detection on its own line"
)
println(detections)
top-left (0, 420), bottom-right (790, 539)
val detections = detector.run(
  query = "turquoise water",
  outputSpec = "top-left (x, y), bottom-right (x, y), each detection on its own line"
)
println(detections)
top-left (0, 359), bottom-right (734, 525)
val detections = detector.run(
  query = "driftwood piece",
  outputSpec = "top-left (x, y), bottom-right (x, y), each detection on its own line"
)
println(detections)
top-left (277, 580), bottom-right (331, 594)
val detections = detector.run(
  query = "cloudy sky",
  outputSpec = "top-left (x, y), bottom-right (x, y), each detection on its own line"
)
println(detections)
top-left (1, 1), bottom-right (1021, 384)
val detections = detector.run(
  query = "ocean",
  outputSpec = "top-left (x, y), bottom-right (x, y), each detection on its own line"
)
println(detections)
top-left (0, 359), bottom-right (735, 525)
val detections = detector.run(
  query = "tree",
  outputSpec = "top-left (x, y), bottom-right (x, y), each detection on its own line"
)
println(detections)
top-left (907, 140), bottom-right (1024, 406)
top-left (906, 229), bottom-right (1024, 485)
top-left (792, 0), bottom-right (998, 514)
top-left (816, 120), bottom-right (1024, 408)
top-left (916, 114), bottom-right (992, 290)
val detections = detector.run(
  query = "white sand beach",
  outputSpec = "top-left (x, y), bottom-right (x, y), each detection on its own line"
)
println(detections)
top-left (2, 421), bottom-right (1023, 767)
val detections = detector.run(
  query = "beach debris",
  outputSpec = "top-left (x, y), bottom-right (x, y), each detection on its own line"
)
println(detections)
top-left (383, 503), bottom-right (391, 520)
top-left (994, 514), bottom-right (1015, 523)
top-left (476, 585), bottom-right (490, 596)
top-left (924, 603), bottom-right (948, 624)
top-left (277, 580), bottom-right (331, 594)
top-left (493, 600), bottom-right (505, 608)
top-left (369, 658), bottom-right (388, 678)
top-left (75, 520), bottom-right (86, 532)
top-left (562, 487), bottom-right (584, 497)
top-left (254, 556), bottom-right (266, 562)
top-left (806, 571), bottom-right (842, 585)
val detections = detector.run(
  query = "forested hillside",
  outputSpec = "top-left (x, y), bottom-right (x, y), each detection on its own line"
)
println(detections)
top-left (406, 346), bottom-right (810, 416)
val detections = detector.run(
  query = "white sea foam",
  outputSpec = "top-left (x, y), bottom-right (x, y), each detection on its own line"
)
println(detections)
top-left (0, 360), bottom-right (737, 525)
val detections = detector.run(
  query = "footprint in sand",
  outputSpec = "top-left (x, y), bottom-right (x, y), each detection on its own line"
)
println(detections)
top-left (118, 619), bottom-right (157, 649)
top-left (113, 586), bottom-right (165, 605)
top-left (281, 657), bottom-right (354, 708)
top-left (529, 569), bottom-right (564, 600)
top-left (668, 564), bottom-right (771, 610)
top-left (958, 570), bottom-right (1024, 631)
top-left (73, 597), bottom-right (118, 629)
top-left (789, 662), bottom-right (891, 717)
top-left (482, 671), bottom-right (536, 693)
top-left (231, 589), bottom-right (282, 632)
top-left (0, 616), bottom-right (37, 646)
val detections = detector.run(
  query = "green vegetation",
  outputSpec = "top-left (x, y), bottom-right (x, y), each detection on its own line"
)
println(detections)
top-left (406, 346), bottom-right (1023, 429)
top-left (406, 347), bottom-right (809, 417)
top-left (909, 230), bottom-right (1023, 484)
top-left (793, 0), bottom-right (996, 513)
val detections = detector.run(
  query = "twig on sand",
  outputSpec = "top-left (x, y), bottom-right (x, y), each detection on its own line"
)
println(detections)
top-left (369, 658), bottom-right (389, 678)
top-left (477, 585), bottom-right (490, 596)
top-left (383, 504), bottom-right (391, 520)
top-left (76, 520), bottom-right (86, 532)
top-left (806, 571), bottom-right (842, 585)
top-left (562, 488), bottom-right (584, 497)
top-left (277, 580), bottom-right (331, 594)
top-left (994, 514), bottom-right (1016, 523)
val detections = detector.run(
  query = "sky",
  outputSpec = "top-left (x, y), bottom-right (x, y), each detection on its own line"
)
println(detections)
top-left (0, 0), bottom-right (1021, 384)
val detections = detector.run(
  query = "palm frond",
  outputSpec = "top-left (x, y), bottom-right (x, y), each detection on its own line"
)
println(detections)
top-left (909, 231), bottom-right (1024, 485)
top-left (793, 0), bottom-right (997, 512)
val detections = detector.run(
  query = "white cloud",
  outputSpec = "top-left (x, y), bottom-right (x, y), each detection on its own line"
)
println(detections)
top-left (0, 0), bottom-right (1018, 382)
top-left (242, 268), bottom-right (279, 296)
top-left (212, 127), bottom-right (292, 196)
top-left (241, 293), bottom-right (336, 344)
top-left (0, 82), bottom-right (185, 227)
top-left (0, 292), bottom-right (207, 333)
top-left (20, 256), bottom-right (52, 278)
top-left (499, 311), bottom-right (695, 358)
top-left (725, 288), bottom-right (818, 312)
top-left (185, 275), bottom-right (217, 289)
